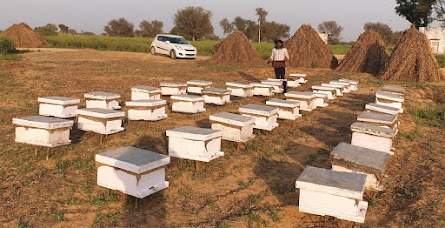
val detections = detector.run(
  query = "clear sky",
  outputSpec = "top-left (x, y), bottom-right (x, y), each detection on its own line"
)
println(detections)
top-left (0, 0), bottom-right (411, 41)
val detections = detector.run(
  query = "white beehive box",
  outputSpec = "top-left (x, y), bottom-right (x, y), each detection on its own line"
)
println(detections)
top-left (365, 103), bottom-right (400, 115)
top-left (321, 83), bottom-right (344, 96)
top-left (375, 91), bottom-right (404, 113)
top-left (96, 146), bottom-right (170, 199)
top-left (38, 96), bottom-right (80, 118)
top-left (313, 93), bottom-right (329, 108)
top-left (187, 80), bottom-right (212, 94)
top-left (84, 91), bottom-right (121, 110)
top-left (261, 80), bottom-right (284, 94)
top-left (251, 83), bottom-right (274, 96)
top-left (170, 95), bottom-right (206, 113)
top-left (381, 85), bottom-right (406, 96)
top-left (312, 86), bottom-right (337, 100)
top-left (201, 88), bottom-right (231, 105)
top-left (126, 99), bottom-right (167, 121)
top-left (329, 81), bottom-right (351, 93)
top-left (296, 166), bottom-right (368, 223)
top-left (159, 82), bottom-right (187, 96)
top-left (13, 116), bottom-right (73, 147)
top-left (285, 91), bottom-right (317, 111)
top-left (339, 79), bottom-right (359, 91)
top-left (226, 82), bottom-right (254, 97)
top-left (77, 108), bottom-right (125, 135)
top-left (210, 112), bottom-right (256, 142)
top-left (351, 122), bottom-right (397, 155)
top-left (289, 73), bottom-right (307, 85)
top-left (166, 126), bottom-right (224, 162)
top-left (131, 86), bottom-right (161, 100)
top-left (239, 104), bottom-right (279, 131)
top-left (357, 111), bottom-right (398, 129)
top-left (266, 99), bottom-right (302, 120)
top-left (330, 142), bottom-right (389, 191)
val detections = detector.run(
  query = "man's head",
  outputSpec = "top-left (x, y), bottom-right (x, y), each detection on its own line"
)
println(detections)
top-left (274, 40), bottom-right (284, 48)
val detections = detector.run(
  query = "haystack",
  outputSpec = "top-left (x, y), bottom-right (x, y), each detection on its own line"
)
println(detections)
top-left (337, 29), bottom-right (389, 75)
top-left (206, 31), bottom-right (263, 66)
top-left (382, 26), bottom-right (444, 82)
top-left (285, 25), bottom-right (338, 69)
top-left (4, 23), bottom-right (48, 48)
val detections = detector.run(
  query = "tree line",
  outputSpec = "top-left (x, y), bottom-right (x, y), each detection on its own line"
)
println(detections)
top-left (30, 1), bottom-right (445, 44)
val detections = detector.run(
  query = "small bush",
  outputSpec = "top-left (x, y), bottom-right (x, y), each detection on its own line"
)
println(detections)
top-left (0, 35), bottom-right (15, 54)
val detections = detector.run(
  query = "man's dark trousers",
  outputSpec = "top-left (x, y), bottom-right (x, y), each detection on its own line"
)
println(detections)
top-left (274, 67), bottom-right (287, 93)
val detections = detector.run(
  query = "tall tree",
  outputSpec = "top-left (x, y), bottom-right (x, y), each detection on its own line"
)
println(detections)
top-left (137, 20), bottom-right (163, 37)
top-left (317, 21), bottom-right (343, 44)
top-left (172, 6), bottom-right (214, 41)
top-left (58, 24), bottom-right (69, 34)
top-left (395, 0), bottom-right (436, 27)
top-left (256, 7), bottom-right (269, 42)
top-left (34, 24), bottom-right (58, 36)
top-left (104, 18), bottom-right (134, 37)
top-left (363, 22), bottom-right (396, 45)
top-left (263, 21), bottom-right (290, 41)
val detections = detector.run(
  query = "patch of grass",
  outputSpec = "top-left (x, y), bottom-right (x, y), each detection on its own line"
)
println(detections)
top-left (0, 54), bottom-right (21, 61)
top-left (409, 104), bottom-right (445, 128)
top-left (400, 129), bottom-right (421, 142)
top-left (93, 212), bottom-right (120, 227)
top-left (329, 45), bottom-right (351, 55)
top-left (435, 54), bottom-right (445, 67)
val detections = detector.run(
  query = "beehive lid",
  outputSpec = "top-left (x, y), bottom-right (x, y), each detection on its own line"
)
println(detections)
top-left (131, 85), bottom-right (161, 93)
top-left (295, 166), bottom-right (366, 200)
top-left (357, 111), bottom-right (397, 124)
top-left (84, 91), bottom-right (121, 100)
top-left (170, 94), bottom-right (204, 102)
top-left (330, 142), bottom-right (389, 180)
top-left (160, 82), bottom-right (186, 87)
top-left (365, 103), bottom-right (400, 115)
top-left (351, 122), bottom-right (397, 137)
top-left (13, 116), bottom-right (74, 129)
top-left (329, 81), bottom-right (349, 86)
top-left (266, 99), bottom-right (300, 108)
top-left (251, 82), bottom-right (274, 88)
top-left (166, 126), bottom-right (223, 141)
top-left (267, 78), bottom-right (287, 82)
top-left (313, 93), bottom-right (327, 98)
top-left (239, 104), bottom-right (279, 116)
top-left (261, 80), bottom-right (282, 86)
top-left (381, 86), bottom-right (406, 95)
top-left (285, 91), bottom-right (316, 99)
top-left (202, 88), bottom-right (231, 95)
top-left (96, 146), bottom-right (170, 174)
top-left (376, 91), bottom-right (405, 103)
top-left (226, 82), bottom-right (253, 88)
top-left (187, 80), bottom-right (212, 86)
top-left (289, 73), bottom-right (307, 77)
top-left (321, 83), bottom-right (343, 89)
top-left (77, 108), bottom-right (125, 118)
top-left (126, 99), bottom-right (166, 107)
top-left (339, 79), bottom-right (359, 85)
top-left (312, 86), bottom-right (336, 91)
top-left (38, 96), bottom-right (80, 105)
top-left (210, 112), bottom-right (255, 126)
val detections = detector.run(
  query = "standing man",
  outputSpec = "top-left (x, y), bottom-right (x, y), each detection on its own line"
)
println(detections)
top-left (268, 40), bottom-right (290, 92)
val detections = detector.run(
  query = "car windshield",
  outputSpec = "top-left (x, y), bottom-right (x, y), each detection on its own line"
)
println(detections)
top-left (168, 37), bottom-right (189, 44)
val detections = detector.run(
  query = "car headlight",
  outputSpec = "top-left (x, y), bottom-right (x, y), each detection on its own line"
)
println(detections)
top-left (175, 46), bottom-right (184, 51)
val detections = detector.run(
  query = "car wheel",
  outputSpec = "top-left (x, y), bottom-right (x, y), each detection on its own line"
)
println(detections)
top-left (150, 47), bottom-right (156, 55)
top-left (170, 50), bottom-right (177, 59)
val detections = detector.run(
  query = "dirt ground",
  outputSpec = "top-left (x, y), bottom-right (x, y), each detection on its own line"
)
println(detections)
top-left (0, 49), bottom-right (444, 227)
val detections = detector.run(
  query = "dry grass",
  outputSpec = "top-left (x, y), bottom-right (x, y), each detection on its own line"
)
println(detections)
top-left (0, 49), bottom-right (443, 227)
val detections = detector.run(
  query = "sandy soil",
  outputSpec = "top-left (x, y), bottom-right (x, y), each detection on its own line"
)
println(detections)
top-left (0, 49), bottom-right (443, 227)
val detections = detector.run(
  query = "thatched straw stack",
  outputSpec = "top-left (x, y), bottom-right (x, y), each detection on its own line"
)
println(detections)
top-left (206, 31), bottom-right (263, 66)
top-left (337, 29), bottom-right (389, 75)
top-left (4, 23), bottom-right (48, 48)
top-left (383, 26), bottom-right (445, 82)
top-left (285, 25), bottom-right (338, 69)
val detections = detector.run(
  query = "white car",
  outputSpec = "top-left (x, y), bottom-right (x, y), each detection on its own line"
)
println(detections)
top-left (150, 34), bottom-right (197, 59)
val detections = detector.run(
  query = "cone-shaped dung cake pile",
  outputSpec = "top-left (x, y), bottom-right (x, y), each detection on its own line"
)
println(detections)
top-left (285, 25), bottom-right (338, 69)
top-left (383, 26), bottom-right (444, 82)
top-left (337, 29), bottom-right (389, 75)
top-left (4, 23), bottom-right (49, 48)
top-left (206, 31), bottom-right (263, 66)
